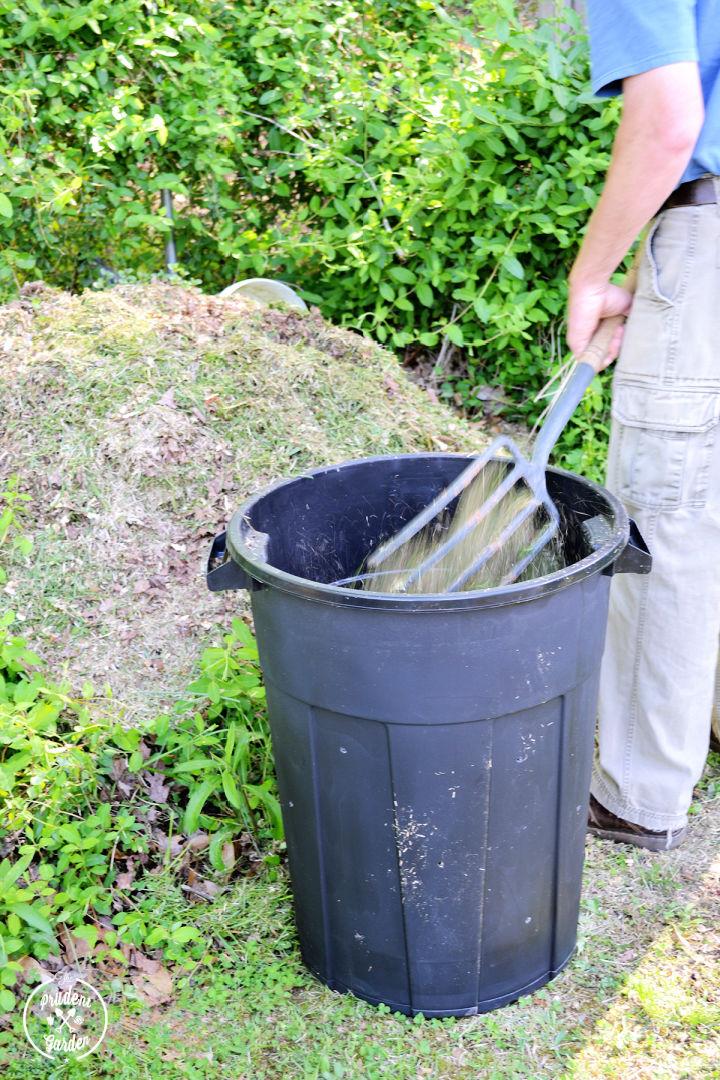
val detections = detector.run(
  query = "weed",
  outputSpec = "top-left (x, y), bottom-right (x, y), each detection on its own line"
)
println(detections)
top-left (0, 482), bottom-right (280, 990)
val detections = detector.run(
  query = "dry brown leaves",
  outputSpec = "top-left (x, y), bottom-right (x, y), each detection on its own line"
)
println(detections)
top-left (9, 924), bottom-right (177, 1013)
top-left (130, 961), bottom-right (174, 1006)
top-left (251, 304), bottom-right (376, 363)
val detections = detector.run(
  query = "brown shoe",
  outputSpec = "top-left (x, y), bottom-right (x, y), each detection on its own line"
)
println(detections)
top-left (587, 794), bottom-right (686, 852)
top-left (710, 707), bottom-right (720, 754)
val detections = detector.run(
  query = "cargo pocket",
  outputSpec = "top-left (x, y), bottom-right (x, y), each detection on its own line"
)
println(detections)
top-left (645, 207), bottom-right (698, 306)
top-left (611, 381), bottom-right (720, 510)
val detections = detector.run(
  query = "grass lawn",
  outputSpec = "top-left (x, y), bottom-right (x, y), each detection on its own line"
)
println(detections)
top-left (0, 283), bottom-right (718, 1078)
top-left (1, 772), bottom-right (718, 1079)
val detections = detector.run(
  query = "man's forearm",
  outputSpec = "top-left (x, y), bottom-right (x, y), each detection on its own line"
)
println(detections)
top-left (570, 62), bottom-right (704, 288)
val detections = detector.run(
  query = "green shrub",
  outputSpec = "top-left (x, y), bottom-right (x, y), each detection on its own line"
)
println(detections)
top-left (147, 617), bottom-right (282, 849)
top-left (0, 0), bottom-right (252, 291)
top-left (0, 0), bottom-right (617, 471)
top-left (235, 0), bottom-right (619, 472)
top-left (0, 616), bottom-right (279, 978)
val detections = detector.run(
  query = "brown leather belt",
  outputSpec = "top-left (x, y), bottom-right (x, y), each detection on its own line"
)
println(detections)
top-left (658, 175), bottom-right (717, 213)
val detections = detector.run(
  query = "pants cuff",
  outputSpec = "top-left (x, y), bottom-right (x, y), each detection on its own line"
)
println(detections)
top-left (590, 765), bottom-right (688, 833)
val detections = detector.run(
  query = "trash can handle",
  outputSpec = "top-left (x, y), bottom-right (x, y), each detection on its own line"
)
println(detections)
top-left (206, 531), bottom-right (256, 592)
top-left (606, 518), bottom-right (652, 576)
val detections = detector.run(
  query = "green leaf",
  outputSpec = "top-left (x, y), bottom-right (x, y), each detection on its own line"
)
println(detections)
top-left (0, 988), bottom-right (15, 1013)
top-left (444, 324), bottom-right (464, 347)
top-left (13, 681), bottom-right (38, 705)
top-left (473, 297), bottom-right (491, 321)
top-left (231, 729), bottom-right (250, 773)
top-left (209, 829), bottom-right (235, 872)
top-left (230, 619), bottom-right (255, 648)
top-left (224, 724), bottom-right (236, 765)
top-left (0, 852), bottom-right (33, 890)
top-left (8, 903), bottom-right (53, 937)
top-left (144, 926), bottom-right (166, 947)
top-left (148, 114), bottom-right (168, 146)
top-left (245, 783), bottom-right (284, 840)
top-left (182, 780), bottom-right (217, 835)
top-left (171, 926), bottom-right (197, 944)
top-left (73, 925), bottom-right (99, 949)
top-left (172, 758), bottom-right (219, 774)
top-left (484, 134), bottom-right (506, 157)
top-left (416, 282), bottom-right (433, 307)
top-left (221, 770), bottom-right (243, 811)
top-left (0, 194), bottom-right (13, 221)
top-left (502, 255), bottom-right (525, 280)
top-left (388, 265), bottom-right (416, 285)
top-left (113, 730), bottom-right (141, 752)
top-left (418, 332), bottom-right (439, 347)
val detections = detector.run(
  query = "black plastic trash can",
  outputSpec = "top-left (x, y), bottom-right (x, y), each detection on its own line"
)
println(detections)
top-left (207, 453), bottom-right (650, 1017)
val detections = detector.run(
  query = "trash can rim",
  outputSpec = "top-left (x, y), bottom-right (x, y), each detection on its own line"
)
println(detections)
top-left (225, 452), bottom-right (629, 610)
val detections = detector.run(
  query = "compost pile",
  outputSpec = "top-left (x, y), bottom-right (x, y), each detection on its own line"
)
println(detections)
top-left (0, 281), bottom-right (485, 720)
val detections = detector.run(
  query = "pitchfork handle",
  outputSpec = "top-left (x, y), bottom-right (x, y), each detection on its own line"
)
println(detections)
top-left (531, 362), bottom-right (598, 467)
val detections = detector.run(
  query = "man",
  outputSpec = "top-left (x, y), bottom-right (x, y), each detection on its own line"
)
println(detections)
top-left (567, 2), bottom-right (720, 851)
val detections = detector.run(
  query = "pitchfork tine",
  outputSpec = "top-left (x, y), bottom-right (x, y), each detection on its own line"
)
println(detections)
top-left (398, 462), bottom-right (523, 591)
top-left (445, 497), bottom-right (542, 592)
top-left (367, 438), bottom-right (519, 569)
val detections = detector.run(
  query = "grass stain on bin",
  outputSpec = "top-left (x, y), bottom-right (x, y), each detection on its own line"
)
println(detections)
top-left (392, 803), bottom-right (439, 917)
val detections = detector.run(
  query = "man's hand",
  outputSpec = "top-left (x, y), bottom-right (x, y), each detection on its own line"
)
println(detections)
top-left (567, 279), bottom-right (633, 367)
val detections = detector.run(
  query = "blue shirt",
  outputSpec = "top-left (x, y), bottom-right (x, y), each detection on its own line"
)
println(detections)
top-left (587, 0), bottom-right (720, 184)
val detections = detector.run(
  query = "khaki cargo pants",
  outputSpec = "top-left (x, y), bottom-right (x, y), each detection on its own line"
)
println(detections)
top-left (592, 191), bottom-right (720, 832)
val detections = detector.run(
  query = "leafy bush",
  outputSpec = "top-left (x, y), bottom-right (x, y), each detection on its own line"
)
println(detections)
top-left (0, 618), bottom-right (279, 977)
top-left (0, 481), bottom-right (280, 1001)
top-left (0, 0), bottom-right (617, 471)
top-left (236, 0), bottom-right (619, 473)
top-left (164, 620), bottom-right (282, 845)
